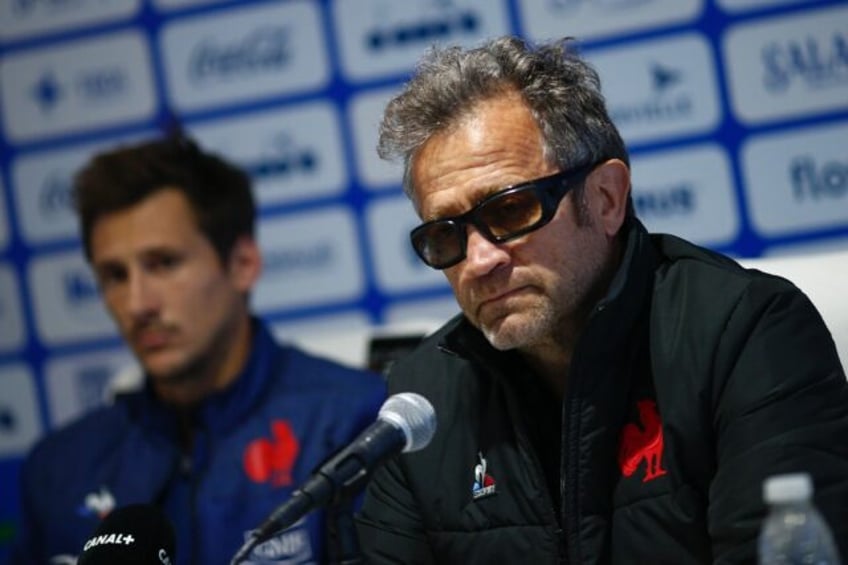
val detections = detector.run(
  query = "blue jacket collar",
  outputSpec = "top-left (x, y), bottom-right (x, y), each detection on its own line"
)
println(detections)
top-left (126, 317), bottom-right (283, 440)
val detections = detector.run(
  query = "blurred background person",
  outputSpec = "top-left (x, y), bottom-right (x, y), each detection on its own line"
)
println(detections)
top-left (11, 135), bottom-right (386, 565)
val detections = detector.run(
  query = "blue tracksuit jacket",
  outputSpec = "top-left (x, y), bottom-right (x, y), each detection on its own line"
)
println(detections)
top-left (11, 319), bottom-right (386, 565)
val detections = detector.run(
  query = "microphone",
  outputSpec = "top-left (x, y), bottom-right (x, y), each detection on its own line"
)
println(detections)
top-left (230, 392), bottom-right (436, 565)
top-left (77, 503), bottom-right (176, 565)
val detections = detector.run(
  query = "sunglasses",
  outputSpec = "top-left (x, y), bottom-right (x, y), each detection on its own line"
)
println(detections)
top-left (410, 162), bottom-right (597, 269)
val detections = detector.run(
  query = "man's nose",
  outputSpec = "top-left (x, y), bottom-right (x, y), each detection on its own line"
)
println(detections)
top-left (462, 226), bottom-right (509, 275)
top-left (126, 271), bottom-right (159, 317)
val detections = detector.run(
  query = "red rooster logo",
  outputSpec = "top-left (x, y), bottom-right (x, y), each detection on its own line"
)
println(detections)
top-left (243, 420), bottom-right (300, 487)
top-left (618, 399), bottom-right (667, 482)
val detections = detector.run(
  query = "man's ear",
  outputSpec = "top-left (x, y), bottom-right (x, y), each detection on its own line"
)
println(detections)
top-left (589, 159), bottom-right (631, 237)
top-left (228, 235), bottom-right (263, 292)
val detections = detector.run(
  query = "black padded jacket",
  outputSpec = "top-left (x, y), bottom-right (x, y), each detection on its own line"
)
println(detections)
top-left (356, 219), bottom-right (848, 564)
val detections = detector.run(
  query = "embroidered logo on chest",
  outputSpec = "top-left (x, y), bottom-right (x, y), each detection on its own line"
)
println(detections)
top-left (243, 419), bottom-right (300, 487)
top-left (618, 399), bottom-right (668, 482)
top-left (471, 451), bottom-right (497, 499)
top-left (77, 486), bottom-right (116, 518)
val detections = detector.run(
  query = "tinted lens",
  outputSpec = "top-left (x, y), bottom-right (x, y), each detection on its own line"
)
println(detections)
top-left (409, 163), bottom-right (595, 269)
top-left (412, 221), bottom-right (463, 268)
top-left (476, 187), bottom-right (544, 238)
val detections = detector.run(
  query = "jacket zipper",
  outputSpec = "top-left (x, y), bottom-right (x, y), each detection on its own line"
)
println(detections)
top-left (190, 462), bottom-right (199, 565)
top-left (184, 423), bottom-right (206, 565)
top-left (496, 361), bottom-right (567, 563)
top-left (559, 396), bottom-right (569, 564)
top-left (559, 303), bottom-right (605, 565)
top-left (178, 452), bottom-right (200, 565)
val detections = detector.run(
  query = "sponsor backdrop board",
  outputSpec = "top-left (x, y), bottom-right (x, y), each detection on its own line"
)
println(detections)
top-left (0, 0), bottom-right (847, 554)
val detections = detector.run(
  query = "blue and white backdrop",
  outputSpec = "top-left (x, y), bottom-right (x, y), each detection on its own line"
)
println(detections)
top-left (0, 0), bottom-right (846, 553)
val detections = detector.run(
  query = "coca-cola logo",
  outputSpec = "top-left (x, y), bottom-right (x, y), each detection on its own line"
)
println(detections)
top-left (188, 26), bottom-right (291, 83)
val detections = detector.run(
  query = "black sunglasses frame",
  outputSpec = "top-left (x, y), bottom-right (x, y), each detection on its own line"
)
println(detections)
top-left (410, 162), bottom-right (597, 269)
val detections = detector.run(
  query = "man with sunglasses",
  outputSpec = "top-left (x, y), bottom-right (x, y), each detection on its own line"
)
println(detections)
top-left (355, 36), bottom-right (848, 564)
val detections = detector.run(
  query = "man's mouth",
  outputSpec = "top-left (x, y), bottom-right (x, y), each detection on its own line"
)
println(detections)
top-left (134, 328), bottom-right (171, 350)
top-left (477, 286), bottom-right (530, 314)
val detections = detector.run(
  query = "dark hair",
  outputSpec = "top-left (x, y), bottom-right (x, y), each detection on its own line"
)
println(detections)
top-left (379, 36), bottom-right (632, 217)
top-left (73, 136), bottom-right (255, 262)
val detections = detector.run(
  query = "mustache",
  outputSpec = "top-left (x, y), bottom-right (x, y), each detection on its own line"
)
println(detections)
top-left (130, 320), bottom-right (176, 339)
top-left (469, 272), bottom-right (524, 304)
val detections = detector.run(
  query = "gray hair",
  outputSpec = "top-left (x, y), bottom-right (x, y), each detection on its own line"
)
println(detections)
top-left (378, 36), bottom-right (630, 207)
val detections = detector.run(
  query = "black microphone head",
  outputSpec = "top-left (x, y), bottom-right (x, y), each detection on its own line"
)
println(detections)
top-left (77, 504), bottom-right (176, 565)
top-left (378, 392), bottom-right (436, 453)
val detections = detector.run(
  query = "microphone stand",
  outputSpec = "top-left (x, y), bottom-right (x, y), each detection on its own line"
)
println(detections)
top-left (230, 446), bottom-right (373, 565)
top-left (326, 496), bottom-right (362, 565)
top-left (230, 491), bottom-right (361, 565)
top-left (230, 393), bottom-right (437, 564)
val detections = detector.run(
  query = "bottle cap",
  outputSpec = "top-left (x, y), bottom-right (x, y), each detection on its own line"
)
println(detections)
top-left (763, 472), bottom-right (813, 504)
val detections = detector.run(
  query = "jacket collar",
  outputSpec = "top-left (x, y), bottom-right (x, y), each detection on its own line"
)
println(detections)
top-left (126, 317), bottom-right (283, 439)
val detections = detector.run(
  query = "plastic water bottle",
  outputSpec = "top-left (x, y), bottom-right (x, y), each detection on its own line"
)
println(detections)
top-left (758, 472), bottom-right (842, 565)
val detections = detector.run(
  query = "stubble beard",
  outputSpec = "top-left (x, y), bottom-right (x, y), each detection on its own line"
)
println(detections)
top-left (479, 295), bottom-right (557, 352)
